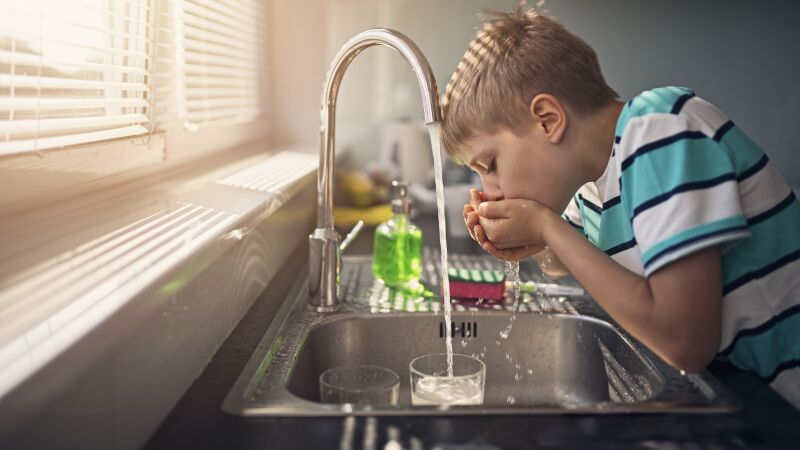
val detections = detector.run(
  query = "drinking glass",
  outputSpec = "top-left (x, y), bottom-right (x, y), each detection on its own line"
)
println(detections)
top-left (409, 353), bottom-right (485, 405)
top-left (319, 365), bottom-right (400, 406)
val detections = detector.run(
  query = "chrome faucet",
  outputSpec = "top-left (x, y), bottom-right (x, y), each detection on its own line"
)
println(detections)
top-left (309, 28), bottom-right (441, 312)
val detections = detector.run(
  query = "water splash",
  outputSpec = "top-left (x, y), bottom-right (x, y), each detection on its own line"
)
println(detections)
top-left (428, 123), bottom-right (453, 376)
top-left (499, 261), bottom-right (521, 340)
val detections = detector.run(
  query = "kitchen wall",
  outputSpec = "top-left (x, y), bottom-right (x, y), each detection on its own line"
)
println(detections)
top-left (276, 0), bottom-right (800, 186)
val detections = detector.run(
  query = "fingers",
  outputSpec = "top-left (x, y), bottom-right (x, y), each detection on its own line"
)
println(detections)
top-left (466, 211), bottom-right (480, 242)
top-left (469, 189), bottom-right (482, 210)
top-left (477, 200), bottom-right (507, 219)
top-left (482, 241), bottom-right (534, 262)
top-left (473, 223), bottom-right (488, 245)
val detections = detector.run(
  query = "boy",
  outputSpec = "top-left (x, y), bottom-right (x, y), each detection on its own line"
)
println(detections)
top-left (443, 7), bottom-right (800, 408)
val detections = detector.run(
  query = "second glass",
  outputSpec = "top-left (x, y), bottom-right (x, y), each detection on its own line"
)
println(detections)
top-left (319, 365), bottom-right (400, 406)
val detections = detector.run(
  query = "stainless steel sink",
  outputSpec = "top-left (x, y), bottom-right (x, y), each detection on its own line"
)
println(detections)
top-left (223, 252), bottom-right (739, 416)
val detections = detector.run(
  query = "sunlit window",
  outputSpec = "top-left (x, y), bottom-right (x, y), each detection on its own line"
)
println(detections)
top-left (0, 0), bottom-right (152, 155)
top-left (0, 0), bottom-right (268, 156)
top-left (176, 0), bottom-right (267, 131)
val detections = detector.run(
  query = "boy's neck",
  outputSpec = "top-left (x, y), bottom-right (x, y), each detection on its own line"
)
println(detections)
top-left (580, 100), bottom-right (624, 182)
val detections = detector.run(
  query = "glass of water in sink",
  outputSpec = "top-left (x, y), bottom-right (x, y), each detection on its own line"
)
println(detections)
top-left (319, 365), bottom-right (400, 406)
top-left (410, 354), bottom-right (486, 406)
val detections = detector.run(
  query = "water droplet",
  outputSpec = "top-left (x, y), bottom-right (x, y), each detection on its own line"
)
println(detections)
top-left (514, 373), bottom-right (522, 381)
top-left (680, 370), bottom-right (686, 376)
top-left (495, 340), bottom-right (501, 346)
top-left (527, 369), bottom-right (533, 375)
top-left (506, 395), bottom-right (516, 405)
top-left (505, 352), bottom-right (512, 361)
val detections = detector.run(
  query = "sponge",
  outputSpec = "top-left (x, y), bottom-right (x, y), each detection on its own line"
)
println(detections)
top-left (447, 268), bottom-right (505, 301)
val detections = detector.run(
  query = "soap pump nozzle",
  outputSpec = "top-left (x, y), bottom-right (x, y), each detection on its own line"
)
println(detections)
top-left (390, 180), bottom-right (412, 216)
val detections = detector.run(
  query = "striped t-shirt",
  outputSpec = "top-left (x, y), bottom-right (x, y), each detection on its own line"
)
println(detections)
top-left (563, 86), bottom-right (800, 408)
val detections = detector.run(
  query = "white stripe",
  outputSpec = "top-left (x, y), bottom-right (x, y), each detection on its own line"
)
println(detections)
top-left (739, 162), bottom-right (793, 219)
top-left (581, 182), bottom-right (602, 206)
top-left (632, 180), bottom-right (744, 255)
top-left (770, 367), bottom-right (800, 409)
top-left (681, 96), bottom-right (730, 135)
top-left (645, 229), bottom-right (750, 276)
top-left (609, 245), bottom-right (644, 276)
top-left (598, 155), bottom-right (621, 202)
top-left (720, 257), bottom-right (800, 350)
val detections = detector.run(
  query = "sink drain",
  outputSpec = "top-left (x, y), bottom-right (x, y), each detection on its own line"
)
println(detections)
top-left (439, 321), bottom-right (478, 338)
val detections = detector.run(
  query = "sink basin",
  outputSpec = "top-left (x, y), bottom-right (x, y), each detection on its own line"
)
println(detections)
top-left (223, 253), bottom-right (739, 416)
top-left (287, 312), bottom-right (660, 406)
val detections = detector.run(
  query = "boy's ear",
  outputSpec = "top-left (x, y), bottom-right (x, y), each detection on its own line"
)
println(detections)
top-left (529, 94), bottom-right (567, 144)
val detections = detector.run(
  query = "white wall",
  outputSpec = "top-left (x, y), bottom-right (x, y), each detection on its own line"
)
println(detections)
top-left (269, 0), bottom-right (330, 148)
top-left (300, 0), bottom-right (800, 185)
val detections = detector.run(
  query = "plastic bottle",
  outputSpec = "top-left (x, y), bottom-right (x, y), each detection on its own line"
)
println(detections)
top-left (373, 181), bottom-right (422, 288)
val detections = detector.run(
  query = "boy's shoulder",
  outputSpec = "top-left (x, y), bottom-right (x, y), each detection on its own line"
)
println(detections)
top-left (615, 86), bottom-right (696, 137)
top-left (615, 86), bottom-right (730, 141)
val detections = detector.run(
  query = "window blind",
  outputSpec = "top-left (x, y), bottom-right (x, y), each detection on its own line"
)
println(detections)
top-left (176, 0), bottom-right (266, 130)
top-left (0, 0), bottom-right (154, 156)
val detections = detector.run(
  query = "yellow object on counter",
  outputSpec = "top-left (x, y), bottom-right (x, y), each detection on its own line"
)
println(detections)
top-left (339, 171), bottom-right (375, 207)
top-left (333, 204), bottom-right (392, 227)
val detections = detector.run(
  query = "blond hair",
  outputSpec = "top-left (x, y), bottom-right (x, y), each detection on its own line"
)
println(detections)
top-left (441, 5), bottom-right (618, 161)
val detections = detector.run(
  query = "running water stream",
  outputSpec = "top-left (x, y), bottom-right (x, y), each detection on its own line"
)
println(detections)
top-left (427, 122), bottom-right (454, 376)
top-left (500, 261), bottom-right (521, 339)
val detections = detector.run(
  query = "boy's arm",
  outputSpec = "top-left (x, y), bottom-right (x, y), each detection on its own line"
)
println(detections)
top-left (540, 212), bottom-right (722, 372)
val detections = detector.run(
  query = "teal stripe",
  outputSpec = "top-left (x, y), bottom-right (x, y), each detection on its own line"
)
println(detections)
top-left (721, 311), bottom-right (800, 378)
top-left (722, 201), bottom-right (800, 286)
top-left (641, 215), bottom-right (749, 267)
top-left (598, 204), bottom-right (635, 252)
top-left (718, 126), bottom-right (765, 177)
top-left (620, 137), bottom-right (733, 214)
top-left (616, 87), bottom-right (694, 136)
top-left (580, 204), bottom-right (602, 246)
top-left (562, 214), bottom-right (586, 236)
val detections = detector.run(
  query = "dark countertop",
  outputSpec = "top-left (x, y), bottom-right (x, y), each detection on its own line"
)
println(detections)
top-left (146, 217), bottom-right (800, 450)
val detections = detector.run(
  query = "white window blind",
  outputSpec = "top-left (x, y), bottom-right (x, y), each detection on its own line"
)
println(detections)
top-left (175, 0), bottom-right (267, 131)
top-left (0, 0), bottom-right (154, 156)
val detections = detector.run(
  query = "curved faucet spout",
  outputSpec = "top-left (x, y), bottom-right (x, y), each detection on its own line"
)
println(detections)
top-left (309, 28), bottom-right (441, 312)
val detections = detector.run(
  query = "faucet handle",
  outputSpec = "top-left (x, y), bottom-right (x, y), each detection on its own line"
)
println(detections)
top-left (339, 220), bottom-right (364, 253)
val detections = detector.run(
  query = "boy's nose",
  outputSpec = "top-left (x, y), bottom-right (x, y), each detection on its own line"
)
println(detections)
top-left (482, 184), bottom-right (504, 201)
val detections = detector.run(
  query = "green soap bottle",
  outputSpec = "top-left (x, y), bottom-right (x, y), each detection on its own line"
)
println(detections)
top-left (373, 181), bottom-right (422, 288)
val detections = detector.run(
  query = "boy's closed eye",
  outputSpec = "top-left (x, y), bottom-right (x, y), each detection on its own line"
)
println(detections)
top-left (486, 158), bottom-right (496, 174)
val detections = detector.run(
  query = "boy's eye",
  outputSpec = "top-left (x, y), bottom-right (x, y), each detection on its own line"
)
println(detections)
top-left (487, 158), bottom-right (496, 174)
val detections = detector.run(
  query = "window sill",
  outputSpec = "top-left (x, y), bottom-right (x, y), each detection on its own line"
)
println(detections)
top-left (0, 140), bottom-right (318, 401)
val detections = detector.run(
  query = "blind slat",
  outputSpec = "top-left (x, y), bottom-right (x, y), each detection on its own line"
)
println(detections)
top-left (0, 97), bottom-right (149, 110)
top-left (186, 108), bottom-right (259, 124)
top-left (0, 114), bottom-right (149, 134)
top-left (182, 52), bottom-right (260, 72)
top-left (1, 29), bottom-right (152, 61)
top-left (182, 2), bottom-right (259, 34)
top-left (0, 125), bottom-right (148, 155)
top-left (0, 74), bottom-right (149, 92)
top-left (185, 97), bottom-right (257, 111)
top-left (0, 50), bottom-right (149, 77)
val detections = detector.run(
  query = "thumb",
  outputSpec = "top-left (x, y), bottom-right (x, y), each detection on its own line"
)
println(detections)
top-left (478, 200), bottom-right (507, 219)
